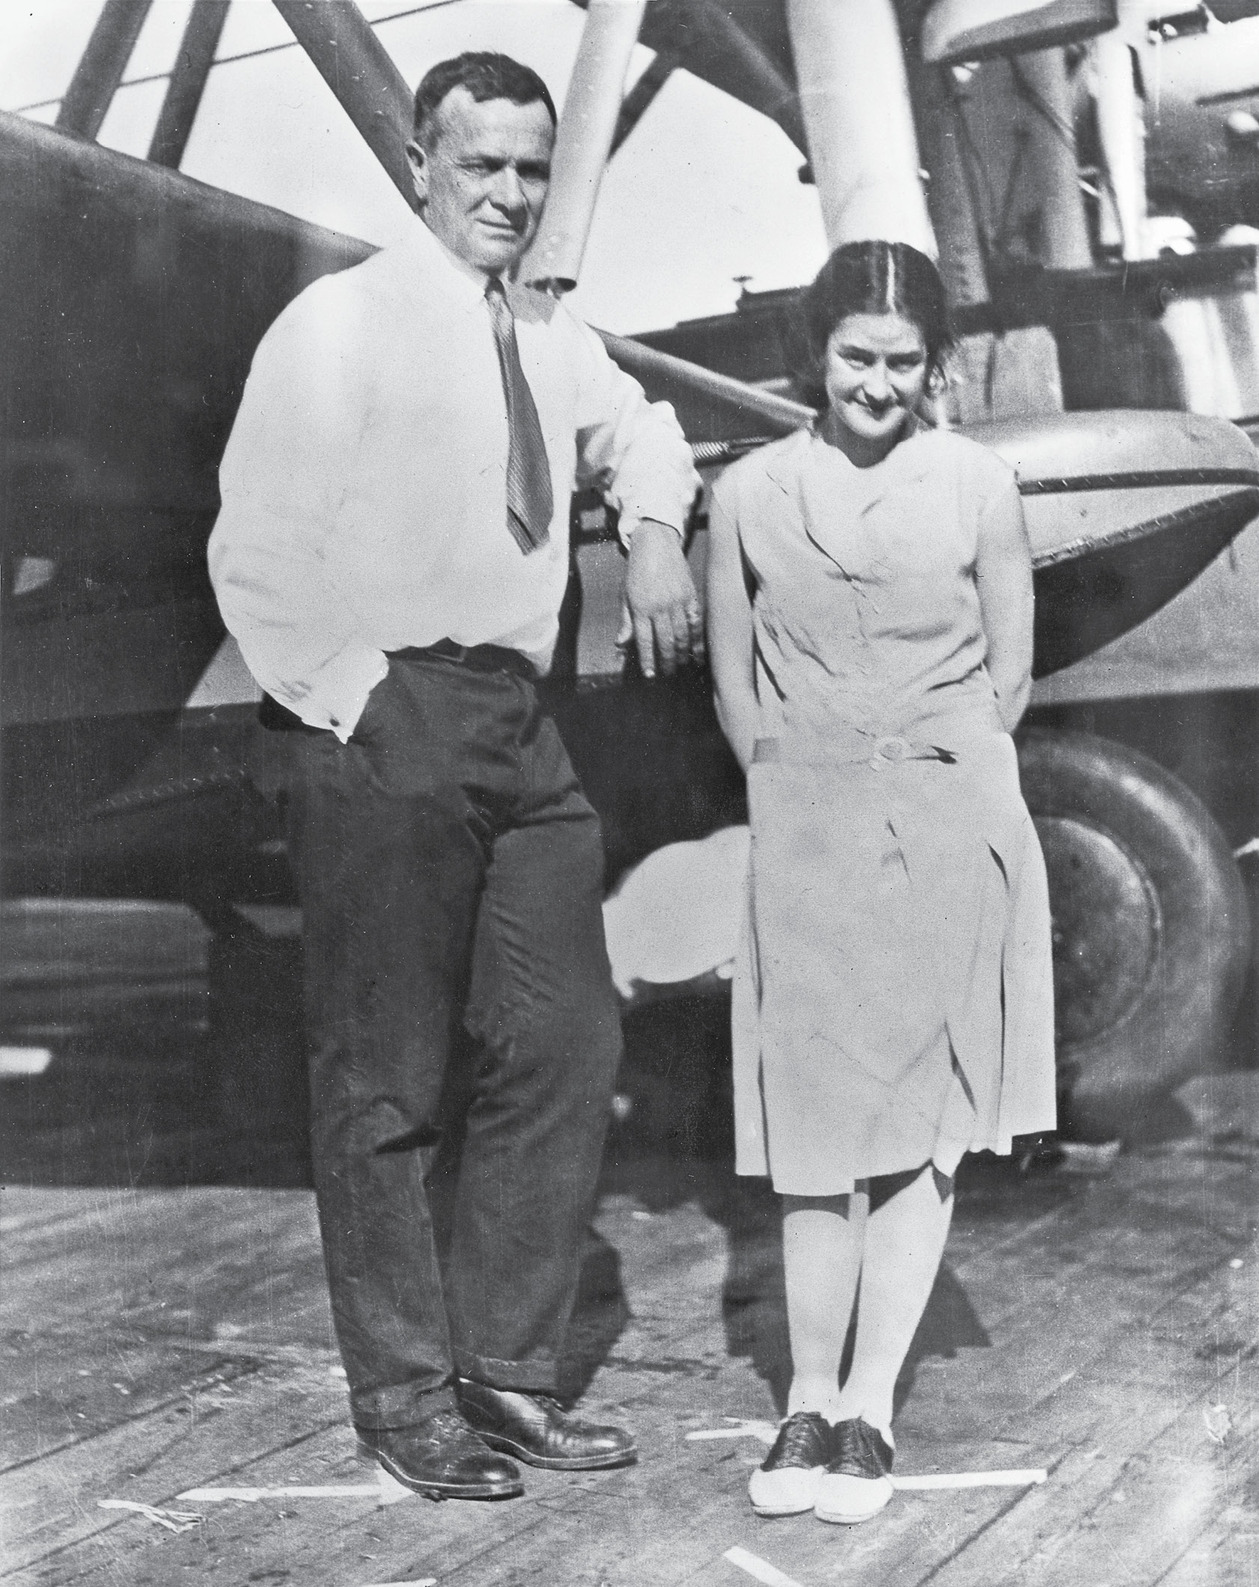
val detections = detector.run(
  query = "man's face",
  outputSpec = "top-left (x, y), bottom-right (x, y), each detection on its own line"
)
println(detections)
top-left (407, 87), bottom-right (554, 275)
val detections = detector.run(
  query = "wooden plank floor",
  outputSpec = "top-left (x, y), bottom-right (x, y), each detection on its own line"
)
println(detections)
top-left (3, 1050), bottom-right (1257, 1587)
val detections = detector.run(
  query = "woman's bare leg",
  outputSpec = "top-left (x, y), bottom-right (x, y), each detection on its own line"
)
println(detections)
top-left (782, 1189), bottom-right (869, 1419)
top-left (832, 1164), bottom-right (953, 1440)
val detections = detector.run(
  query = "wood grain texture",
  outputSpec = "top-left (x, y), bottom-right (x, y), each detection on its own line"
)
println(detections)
top-left (3, 1083), bottom-right (1257, 1585)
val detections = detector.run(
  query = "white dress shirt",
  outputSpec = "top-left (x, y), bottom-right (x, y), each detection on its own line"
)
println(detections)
top-left (209, 217), bottom-right (698, 738)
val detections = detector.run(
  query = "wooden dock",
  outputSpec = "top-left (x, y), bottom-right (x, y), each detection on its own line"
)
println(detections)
top-left (3, 1035), bottom-right (1257, 1587)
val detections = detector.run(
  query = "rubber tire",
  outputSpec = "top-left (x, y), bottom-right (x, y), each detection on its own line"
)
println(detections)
top-left (1017, 727), bottom-right (1251, 1140)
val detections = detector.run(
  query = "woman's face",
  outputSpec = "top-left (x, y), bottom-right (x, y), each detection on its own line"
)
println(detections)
top-left (822, 312), bottom-right (930, 459)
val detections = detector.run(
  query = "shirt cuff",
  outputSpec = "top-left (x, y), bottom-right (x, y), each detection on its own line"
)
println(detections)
top-left (299, 646), bottom-right (390, 742)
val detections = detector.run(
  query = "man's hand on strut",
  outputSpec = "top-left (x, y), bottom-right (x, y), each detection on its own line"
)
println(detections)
top-left (620, 519), bottom-right (704, 678)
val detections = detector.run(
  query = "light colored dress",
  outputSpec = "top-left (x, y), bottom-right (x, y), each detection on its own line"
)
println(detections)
top-left (713, 425), bottom-right (1056, 1196)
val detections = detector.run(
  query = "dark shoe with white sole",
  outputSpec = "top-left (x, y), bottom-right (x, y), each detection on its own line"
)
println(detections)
top-left (458, 1380), bottom-right (637, 1471)
top-left (356, 1410), bottom-right (523, 1501)
top-left (748, 1411), bottom-right (833, 1516)
top-left (813, 1418), bottom-right (895, 1524)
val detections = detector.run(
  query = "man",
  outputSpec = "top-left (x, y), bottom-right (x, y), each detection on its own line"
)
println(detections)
top-left (209, 52), bottom-right (700, 1500)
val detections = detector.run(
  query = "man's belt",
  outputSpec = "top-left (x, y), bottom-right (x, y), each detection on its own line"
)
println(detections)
top-left (258, 639), bottom-right (537, 732)
top-left (388, 639), bottom-right (535, 679)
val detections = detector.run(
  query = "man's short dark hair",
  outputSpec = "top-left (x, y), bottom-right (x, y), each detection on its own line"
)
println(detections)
top-left (412, 52), bottom-right (557, 144)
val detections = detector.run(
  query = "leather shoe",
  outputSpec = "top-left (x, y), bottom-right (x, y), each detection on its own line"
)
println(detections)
top-left (458, 1380), bottom-right (638, 1471)
top-left (355, 1410), bottom-right (523, 1500)
top-left (813, 1418), bottom-right (894, 1525)
top-left (748, 1411), bottom-right (832, 1516)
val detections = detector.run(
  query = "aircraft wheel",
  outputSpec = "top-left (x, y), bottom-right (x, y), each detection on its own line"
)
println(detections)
top-left (1017, 728), bottom-right (1251, 1140)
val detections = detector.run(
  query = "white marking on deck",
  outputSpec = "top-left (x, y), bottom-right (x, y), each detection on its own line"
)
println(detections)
top-left (724, 1546), bottom-right (807, 1587)
top-left (891, 1468), bottom-right (1047, 1490)
top-left (687, 1419), bottom-right (778, 1444)
top-left (178, 1484), bottom-right (382, 1501)
top-left (686, 1424), bottom-right (1047, 1491)
top-left (97, 1499), bottom-right (204, 1532)
top-left (177, 1467), bottom-right (415, 1506)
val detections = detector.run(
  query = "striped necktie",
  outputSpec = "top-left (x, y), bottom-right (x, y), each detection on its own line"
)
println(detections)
top-left (485, 278), bottom-right (553, 554)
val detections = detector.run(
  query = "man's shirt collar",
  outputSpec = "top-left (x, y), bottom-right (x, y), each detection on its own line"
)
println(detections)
top-left (401, 214), bottom-right (514, 304)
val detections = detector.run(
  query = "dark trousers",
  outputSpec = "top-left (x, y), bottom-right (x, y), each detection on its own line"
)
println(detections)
top-left (288, 654), bottom-right (622, 1430)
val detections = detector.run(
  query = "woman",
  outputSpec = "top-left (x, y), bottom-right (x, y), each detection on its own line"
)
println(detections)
top-left (706, 240), bottom-right (1055, 1526)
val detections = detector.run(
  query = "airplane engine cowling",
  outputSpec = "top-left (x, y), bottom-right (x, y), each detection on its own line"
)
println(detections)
top-left (921, 0), bottom-right (1118, 64)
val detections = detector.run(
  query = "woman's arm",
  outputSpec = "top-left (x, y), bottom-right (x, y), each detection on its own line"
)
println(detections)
top-left (705, 481), bottom-right (760, 772)
top-left (974, 473), bottom-right (1035, 733)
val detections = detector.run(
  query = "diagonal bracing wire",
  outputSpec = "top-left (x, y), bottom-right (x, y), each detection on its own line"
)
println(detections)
top-left (7, 0), bottom-right (463, 116)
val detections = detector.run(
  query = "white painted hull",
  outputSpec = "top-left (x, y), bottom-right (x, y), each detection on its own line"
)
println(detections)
top-left (970, 409), bottom-right (1259, 676)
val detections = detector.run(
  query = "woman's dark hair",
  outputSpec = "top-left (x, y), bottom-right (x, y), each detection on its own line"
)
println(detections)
top-left (413, 53), bottom-right (557, 144)
top-left (785, 240), bottom-right (953, 409)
